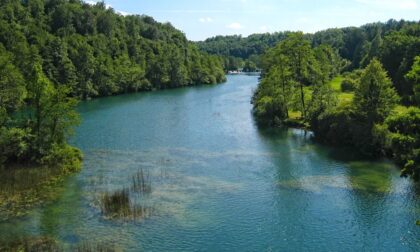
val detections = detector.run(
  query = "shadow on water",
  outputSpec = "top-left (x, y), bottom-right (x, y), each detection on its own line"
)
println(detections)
top-left (255, 124), bottom-right (397, 194)
top-left (76, 83), bottom-right (220, 114)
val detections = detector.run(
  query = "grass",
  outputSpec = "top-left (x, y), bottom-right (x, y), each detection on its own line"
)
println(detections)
top-left (329, 76), bottom-right (344, 92)
top-left (327, 76), bottom-right (355, 106)
top-left (286, 76), bottom-right (409, 122)
top-left (326, 76), bottom-right (409, 113)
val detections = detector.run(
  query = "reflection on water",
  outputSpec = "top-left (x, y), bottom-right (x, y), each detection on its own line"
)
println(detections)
top-left (0, 75), bottom-right (419, 251)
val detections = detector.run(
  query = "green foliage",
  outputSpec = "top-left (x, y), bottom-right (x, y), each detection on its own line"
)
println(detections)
top-left (253, 32), bottom-right (340, 124)
top-left (341, 78), bottom-right (357, 92)
top-left (40, 144), bottom-right (83, 173)
top-left (254, 54), bottom-right (418, 179)
top-left (243, 59), bottom-right (257, 72)
top-left (0, 0), bottom-right (226, 172)
top-left (380, 107), bottom-right (420, 179)
top-left (354, 59), bottom-right (399, 123)
top-left (380, 24), bottom-right (420, 103)
top-left (0, 0), bottom-right (225, 100)
top-left (0, 45), bottom-right (26, 112)
top-left (200, 20), bottom-right (419, 103)
top-left (406, 56), bottom-right (420, 105)
top-left (253, 95), bottom-right (287, 126)
top-left (312, 104), bottom-right (355, 145)
top-left (0, 127), bottom-right (29, 166)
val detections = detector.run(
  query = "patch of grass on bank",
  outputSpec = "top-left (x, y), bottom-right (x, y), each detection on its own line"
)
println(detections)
top-left (329, 76), bottom-right (345, 92)
top-left (338, 92), bottom-right (354, 106)
top-left (327, 76), bottom-right (355, 106)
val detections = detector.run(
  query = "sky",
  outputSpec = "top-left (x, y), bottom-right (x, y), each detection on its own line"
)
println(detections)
top-left (86, 0), bottom-right (420, 41)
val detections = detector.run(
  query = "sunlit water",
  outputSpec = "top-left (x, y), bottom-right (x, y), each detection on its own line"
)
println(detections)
top-left (1, 75), bottom-right (419, 251)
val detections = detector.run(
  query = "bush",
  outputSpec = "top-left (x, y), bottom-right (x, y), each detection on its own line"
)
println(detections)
top-left (40, 144), bottom-right (83, 173)
top-left (383, 107), bottom-right (420, 179)
top-left (0, 127), bottom-right (29, 166)
top-left (253, 95), bottom-right (287, 125)
top-left (341, 78), bottom-right (357, 92)
top-left (312, 105), bottom-right (355, 145)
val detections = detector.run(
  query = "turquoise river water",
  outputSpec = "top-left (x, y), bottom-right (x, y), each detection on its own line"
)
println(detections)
top-left (0, 75), bottom-right (419, 251)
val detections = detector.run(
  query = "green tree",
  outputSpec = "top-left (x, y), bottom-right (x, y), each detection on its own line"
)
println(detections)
top-left (406, 56), bottom-right (420, 105)
top-left (354, 59), bottom-right (400, 123)
top-left (0, 46), bottom-right (26, 112)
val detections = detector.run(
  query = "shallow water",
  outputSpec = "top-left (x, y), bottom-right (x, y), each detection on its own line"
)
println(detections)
top-left (0, 75), bottom-right (419, 251)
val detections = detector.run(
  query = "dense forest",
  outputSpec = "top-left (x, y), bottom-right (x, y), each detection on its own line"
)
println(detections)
top-left (198, 19), bottom-right (420, 82)
top-left (250, 22), bottom-right (420, 180)
top-left (197, 33), bottom-right (292, 71)
top-left (0, 0), bottom-right (225, 170)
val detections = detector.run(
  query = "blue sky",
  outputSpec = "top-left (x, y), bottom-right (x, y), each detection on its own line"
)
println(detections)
top-left (87, 0), bottom-right (419, 41)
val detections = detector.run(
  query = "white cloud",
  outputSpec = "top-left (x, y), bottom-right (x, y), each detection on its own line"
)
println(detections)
top-left (356, 0), bottom-right (418, 10)
top-left (84, 0), bottom-right (130, 16)
top-left (199, 17), bottom-right (214, 23)
top-left (226, 22), bottom-right (244, 29)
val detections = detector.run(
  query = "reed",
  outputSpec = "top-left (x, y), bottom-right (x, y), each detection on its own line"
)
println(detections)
top-left (131, 168), bottom-right (152, 194)
top-left (99, 187), bottom-right (153, 220)
top-left (100, 188), bottom-right (131, 218)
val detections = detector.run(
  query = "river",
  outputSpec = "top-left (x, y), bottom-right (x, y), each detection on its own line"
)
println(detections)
top-left (1, 75), bottom-right (419, 251)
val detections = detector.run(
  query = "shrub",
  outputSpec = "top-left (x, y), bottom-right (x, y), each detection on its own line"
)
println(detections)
top-left (253, 95), bottom-right (287, 125)
top-left (383, 107), bottom-right (420, 179)
top-left (0, 127), bottom-right (29, 166)
top-left (312, 105), bottom-right (355, 145)
top-left (341, 78), bottom-right (357, 92)
top-left (40, 144), bottom-right (83, 173)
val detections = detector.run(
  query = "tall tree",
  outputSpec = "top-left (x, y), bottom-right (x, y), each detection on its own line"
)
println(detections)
top-left (406, 56), bottom-right (420, 105)
top-left (354, 59), bottom-right (399, 123)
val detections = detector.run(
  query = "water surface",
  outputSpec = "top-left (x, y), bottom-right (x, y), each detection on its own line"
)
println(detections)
top-left (1, 75), bottom-right (419, 251)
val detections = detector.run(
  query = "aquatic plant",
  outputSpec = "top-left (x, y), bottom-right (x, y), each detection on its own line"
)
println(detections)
top-left (99, 188), bottom-right (153, 220)
top-left (100, 188), bottom-right (131, 218)
top-left (131, 168), bottom-right (152, 194)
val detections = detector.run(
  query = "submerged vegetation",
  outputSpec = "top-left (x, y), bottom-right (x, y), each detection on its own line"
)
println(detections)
top-left (0, 236), bottom-right (119, 252)
top-left (0, 165), bottom-right (70, 220)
